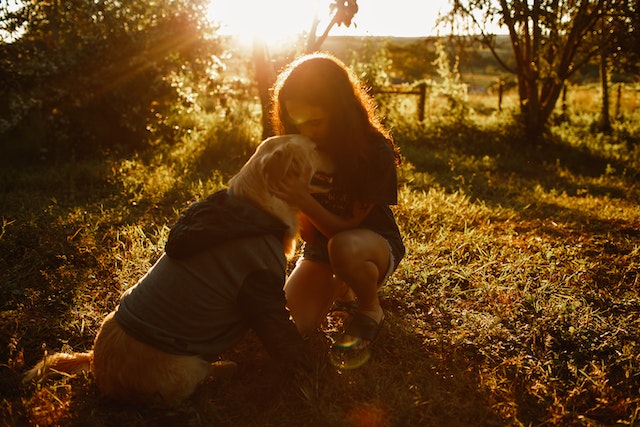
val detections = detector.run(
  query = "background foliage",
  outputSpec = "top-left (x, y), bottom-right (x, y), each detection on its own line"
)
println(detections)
top-left (0, 0), bottom-right (224, 159)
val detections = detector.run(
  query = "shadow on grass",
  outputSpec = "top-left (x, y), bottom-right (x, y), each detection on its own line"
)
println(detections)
top-left (7, 318), bottom-right (507, 426)
top-left (401, 122), bottom-right (637, 199)
top-left (400, 121), bottom-right (639, 235)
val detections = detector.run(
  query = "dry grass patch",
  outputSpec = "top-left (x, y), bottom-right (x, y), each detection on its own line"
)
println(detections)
top-left (1, 114), bottom-right (639, 426)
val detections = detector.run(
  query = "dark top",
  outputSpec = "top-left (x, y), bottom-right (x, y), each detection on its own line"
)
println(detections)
top-left (303, 134), bottom-right (405, 269)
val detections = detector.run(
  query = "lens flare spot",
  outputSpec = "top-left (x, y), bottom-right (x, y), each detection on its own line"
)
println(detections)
top-left (329, 338), bottom-right (371, 370)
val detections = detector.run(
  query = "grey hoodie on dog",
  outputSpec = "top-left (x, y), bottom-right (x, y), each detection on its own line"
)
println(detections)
top-left (114, 190), bottom-right (310, 371)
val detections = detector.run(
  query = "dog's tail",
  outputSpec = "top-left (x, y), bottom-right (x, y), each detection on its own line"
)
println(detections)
top-left (23, 351), bottom-right (93, 384)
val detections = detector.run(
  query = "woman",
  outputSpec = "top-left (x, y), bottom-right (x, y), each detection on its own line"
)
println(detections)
top-left (270, 52), bottom-right (404, 351)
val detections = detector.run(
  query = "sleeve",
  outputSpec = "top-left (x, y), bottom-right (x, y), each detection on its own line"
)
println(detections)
top-left (236, 269), bottom-right (312, 372)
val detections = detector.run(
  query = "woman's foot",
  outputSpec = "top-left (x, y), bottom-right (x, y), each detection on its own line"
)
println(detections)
top-left (328, 285), bottom-right (359, 317)
top-left (328, 310), bottom-right (384, 369)
top-left (334, 309), bottom-right (384, 350)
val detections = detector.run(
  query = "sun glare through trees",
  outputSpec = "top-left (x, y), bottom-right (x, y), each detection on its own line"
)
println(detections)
top-left (206, 0), bottom-right (319, 49)
top-left (205, 0), bottom-right (449, 50)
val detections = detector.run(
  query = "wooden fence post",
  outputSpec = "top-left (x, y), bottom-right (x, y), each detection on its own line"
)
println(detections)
top-left (615, 84), bottom-right (622, 119)
top-left (417, 82), bottom-right (426, 122)
top-left (561, 84), bottom-right (568, 121)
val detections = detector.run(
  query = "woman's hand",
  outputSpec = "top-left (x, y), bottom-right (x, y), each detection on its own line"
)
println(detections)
top-left (271, 172), bottom-right (314, 209)
top-left (271, 164), bottom-right (374, 239)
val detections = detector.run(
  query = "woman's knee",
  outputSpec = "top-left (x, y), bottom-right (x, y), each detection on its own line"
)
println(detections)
top-left (329, 230), bottom-right (386, 264)
top-left (328, 230), bottom-right (364, 261)
top-left (328, 230), bottom-right (391, 283)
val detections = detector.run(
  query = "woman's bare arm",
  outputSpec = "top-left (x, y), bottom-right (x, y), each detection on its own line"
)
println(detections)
top-left (274, 176), bottom-right (372, 239)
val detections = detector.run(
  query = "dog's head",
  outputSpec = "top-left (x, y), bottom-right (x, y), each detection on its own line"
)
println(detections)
top-left (228, 134), bottom-right (334, 257)
top-left (259, 135), bottom-right (334, 195)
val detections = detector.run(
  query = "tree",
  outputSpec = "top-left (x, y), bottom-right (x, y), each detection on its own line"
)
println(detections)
top-left (607, 0), bottom-right (640, 77)
top-left (442, 0), bottom-right (612, 142)
top-left (598, 0), bottom-right (640, 129)
top-left (306, 0), bottom-right (359, 52)
top-left (0, 0), bottom-right (223, 156)
top-left (253, 0), bottom-right (359, 139)
top-left (598, 10), bottom-right (613, 133)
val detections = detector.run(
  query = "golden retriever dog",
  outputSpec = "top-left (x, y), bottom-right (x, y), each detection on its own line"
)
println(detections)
top-left (23, 135), bottom-right (334, 405)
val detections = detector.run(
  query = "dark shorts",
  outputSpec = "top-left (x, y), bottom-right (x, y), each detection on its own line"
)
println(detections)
top-left (302, 232), bottom-right (404, 286)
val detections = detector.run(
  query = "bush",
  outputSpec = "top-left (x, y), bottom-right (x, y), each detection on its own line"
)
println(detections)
top-left (0, 0), bottom-right (225, 160)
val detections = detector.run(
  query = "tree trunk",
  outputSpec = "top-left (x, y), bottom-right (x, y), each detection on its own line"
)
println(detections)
top-left (492, 0), bottom-right (608, 144)
top-left (252, 37), bottom-right (275, 139)
top-left (517, 71), bottom-right (547, 143)
top-left (599, 17), bottom-right (612, 133)
top-left (522, 100), bottom-right (544, 142)
top-left (599, 54), bottom-right (611, 133)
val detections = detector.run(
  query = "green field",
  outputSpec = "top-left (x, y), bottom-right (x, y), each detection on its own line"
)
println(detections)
top-left (1, 77), bottom-right (639, 426)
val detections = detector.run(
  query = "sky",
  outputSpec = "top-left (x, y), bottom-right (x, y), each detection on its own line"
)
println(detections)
top-left (206, 0), bottom-right (452, 41)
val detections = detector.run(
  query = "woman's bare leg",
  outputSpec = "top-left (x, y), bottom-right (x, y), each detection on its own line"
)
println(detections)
top-left (328, 229), bottom-right (391, 342)
top-left (286, 229), bottom-right (391, 343)
top-left (284, 259), bottom-right (343, 336)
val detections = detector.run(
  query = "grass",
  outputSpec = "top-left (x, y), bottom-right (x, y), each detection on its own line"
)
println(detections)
top-left (1, 97), bottom-right (639, 426)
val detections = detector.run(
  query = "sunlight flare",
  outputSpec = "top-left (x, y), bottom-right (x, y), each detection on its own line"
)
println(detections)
top-left (206, 0), bottom-right (317, 47)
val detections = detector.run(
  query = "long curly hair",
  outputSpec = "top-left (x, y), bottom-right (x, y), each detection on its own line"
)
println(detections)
top-left (270, 52), bottom-right (400, 200)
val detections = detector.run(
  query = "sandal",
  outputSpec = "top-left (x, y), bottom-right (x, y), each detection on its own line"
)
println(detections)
top-left (329, 312), bottom-right (385, 369)
top-left (344, 312), bottom-right (385, 343)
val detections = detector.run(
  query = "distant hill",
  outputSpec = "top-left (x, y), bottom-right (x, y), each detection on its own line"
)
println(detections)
top-left (224, 34), bottom-right (602, 91)
top-left (321, 35), bottom-right (515, 89)
top-left (323, 34), bottom-right (610, 86)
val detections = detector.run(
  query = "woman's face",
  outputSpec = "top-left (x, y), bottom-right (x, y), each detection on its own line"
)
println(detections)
top-left (285, 100), bottom-right (331, 147)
